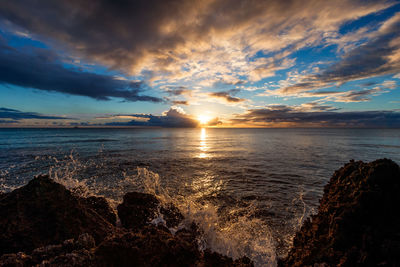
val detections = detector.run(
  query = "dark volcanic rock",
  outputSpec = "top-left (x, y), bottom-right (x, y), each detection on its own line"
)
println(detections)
top-left (117, 192), bottom-right (159, 229)
top-left (160, 203), bottom-right (185, 228)
top-left (1, 227), bottom-right (253, 267)
top-left (0, 233), bottom-right (96, 266)
top-left (279, 159), bottom-right (400, 267)
top-left (82, 196), bottom-right (117, 226)
top-left (203, 250), bottom-right (253, 267)
top-left (95, 225), bottom-right (253, 267)
top-left (95, 226), bottom-right (201, 267)
top-left (117, 191), bottom-right (184, 229)
top-left (0, 175), bottom-right (115, 255)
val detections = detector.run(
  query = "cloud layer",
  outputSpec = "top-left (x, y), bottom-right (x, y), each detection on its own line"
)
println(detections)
top-left (0, 107), bottom-right (69, 123)
top-left (277, 12), bottom-right (400, 96)
top-left (0, 0), bottom-right (392, 85)
top-left (0, 41), bottom-right (162, 102)
top-left (232, 105), bottom-right (400, 127)
top-left (105, 107), bottom-right (198, 127)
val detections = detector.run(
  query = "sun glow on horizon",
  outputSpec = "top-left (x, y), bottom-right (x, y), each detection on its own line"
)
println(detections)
top-left (197, 114), bottom-right (211, 125)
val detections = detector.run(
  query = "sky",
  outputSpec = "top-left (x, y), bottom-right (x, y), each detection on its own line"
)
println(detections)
top-left (0, 0), bottom-right (400, 128)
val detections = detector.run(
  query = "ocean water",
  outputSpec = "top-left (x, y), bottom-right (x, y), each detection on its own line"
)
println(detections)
top-left (1, 128), bottom-right (399, 266)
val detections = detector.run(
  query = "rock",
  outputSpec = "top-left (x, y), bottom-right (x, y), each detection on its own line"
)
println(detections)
top-left (117, 192), bottom-right (183, 229)
top-left (203, 250), bottom-right (253, 267)
top-left (0, 227), bottom-right (253, 267)
top-left (95, 225), bottom-right (253, 267)
top-left (0, 233), bottom-right (96, 266)
top-left (117, 192), bottom-right (159, 229)
top-left (95, 226), bottom-right (201, 267)
top-left (160, 203), bottom-right (185, 228)
top-left (81, 196), bottom-right (117, 225)
top-left (0, 175), bottom-right (115, 255)
top-left (279, 159), bottom-right (400, 267)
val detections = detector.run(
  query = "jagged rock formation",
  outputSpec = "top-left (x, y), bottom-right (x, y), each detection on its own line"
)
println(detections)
top-left (279, 159), bottom-right (400, 267)
top-left (0, 175), bottom-right (252, 266)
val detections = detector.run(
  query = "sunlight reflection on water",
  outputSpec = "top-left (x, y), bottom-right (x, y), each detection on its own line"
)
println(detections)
top-left (198, 128), bottom-right (209, 158)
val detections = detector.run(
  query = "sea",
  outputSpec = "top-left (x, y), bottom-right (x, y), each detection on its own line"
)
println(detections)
top-left (1, 128), bottom-right (399, 266)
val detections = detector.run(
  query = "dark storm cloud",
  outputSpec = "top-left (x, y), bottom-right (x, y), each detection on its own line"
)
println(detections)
top-left (280, 12), bottom-right (400, 94)
top-left (0, 43), bottom-right (162, 102)
top-left (209, 89), bottom-right (244, 103)
top-left (0, 107), bottom-right (69, 121)
top-left (0, 0), bottom-right (197, 71)
top-left (106, 108), bottom-right (198, 128)
top-left (233, 105), bottom-right (400, 127)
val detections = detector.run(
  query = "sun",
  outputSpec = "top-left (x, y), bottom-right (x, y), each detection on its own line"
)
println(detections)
top-left (197, 114), bottom-right (211, 125)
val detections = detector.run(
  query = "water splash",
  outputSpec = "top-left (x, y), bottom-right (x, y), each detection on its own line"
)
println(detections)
top-left (129, 167), bottom-right (277, 266)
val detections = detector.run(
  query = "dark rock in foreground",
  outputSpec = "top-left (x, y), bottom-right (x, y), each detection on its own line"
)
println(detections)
top-left (117, 191), bottom-right (184, 229)
top-left (0, 175), bottom-right (115, 255)
top-left (280, 159), bottom-right (400, 267)
top-left (0, 175), bottom-right (252, 266)
top-left (0, 233), bottom-right (96, 266)
top-left (81, 196), bottom-right (117, 226)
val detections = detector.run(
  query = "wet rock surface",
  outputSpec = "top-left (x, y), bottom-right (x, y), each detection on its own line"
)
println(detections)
top-left (81, 196), bottom-right (117, 226)
top-left (117, 192), bottom-right (159, 229)
top-left (117, 191), bottom-right (184, 230)
top-left (0, 175), bottom-right (253, 266)
top-left (279, 159), bottom-right (400, 267)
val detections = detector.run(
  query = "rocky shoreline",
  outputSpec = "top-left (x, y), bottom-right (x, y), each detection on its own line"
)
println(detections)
top-left (0, 175), bottom-right (252, 266)
top-left (1, 158), bottom-right (399, 266)
top-left (279, 159), bottom-right (400, 267)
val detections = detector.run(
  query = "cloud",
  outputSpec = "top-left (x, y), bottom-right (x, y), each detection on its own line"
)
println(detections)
top-left (208, 89), bottom-right (245, 103)
top-left (0, 107), bottom-right (69, 122)
top-left (206, 117), bottom-right (223, 126)
top-left (0, 119), bottom-right (18, 124)
top-left (248, 57), bottom-right (296, 82)
top-left (164, 86), bottom-right (192, 96)
top-left (105, 107), bottom-right (199, 128)
top-left (277, 12), bottom-right (400, 95)
top-left (172, 100), bottom-right (189, 105)
top-left (232, 105), bottom-right (400, 127)
top-left (0, 42), bottom-right (162, 102)
top-left (0, 0), bottom-right (392, 85)
top-left (264, 74), bottom-right (398, 102)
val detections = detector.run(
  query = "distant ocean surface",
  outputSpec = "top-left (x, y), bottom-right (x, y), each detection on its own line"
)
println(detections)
top-left (1, 128), bottom-right (399, 266)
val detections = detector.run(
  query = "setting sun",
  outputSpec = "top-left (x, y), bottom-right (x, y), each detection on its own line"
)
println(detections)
top-left (197, 115), bottom-right (211, 125)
